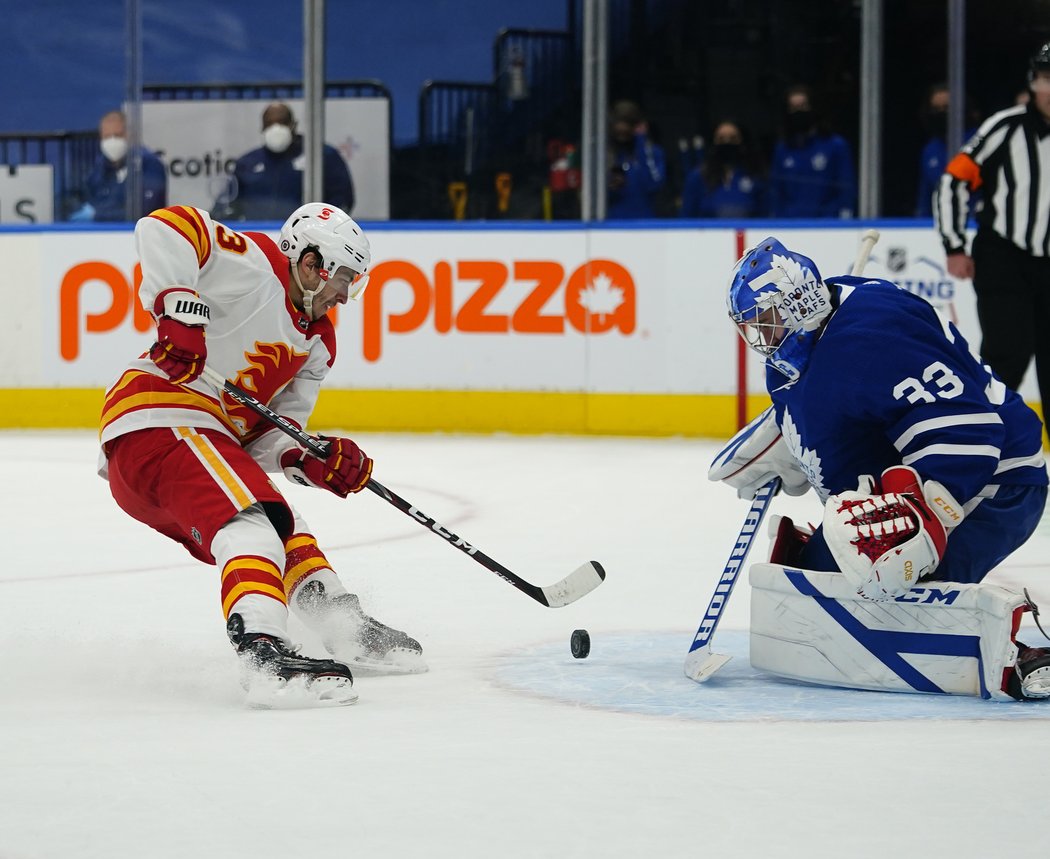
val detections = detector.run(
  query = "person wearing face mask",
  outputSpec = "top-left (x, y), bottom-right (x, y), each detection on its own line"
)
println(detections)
top-left (70, 110), bottom-right (167, 222)
top-left (768, 84), bottom-right (856, 219)
top-left (679, 119), bottom-right (766, 219)
top-left (98, 201), bottom-right (425, 708)
top-left (915, 84), bottom-right (980, 218)
top-left (606, 99), bottom-right (667, 219)
top-left (218, 102), bottom-right (354, 221)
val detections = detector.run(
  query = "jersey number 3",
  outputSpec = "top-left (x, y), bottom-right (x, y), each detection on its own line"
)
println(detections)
top-left (893, 361), bottom-right (964, 404)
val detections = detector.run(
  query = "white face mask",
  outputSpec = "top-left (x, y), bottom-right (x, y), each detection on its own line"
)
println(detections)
top-left (100, 136), bottom-right (128, 163)
top-left (263, 124), bottom-right (294, 153)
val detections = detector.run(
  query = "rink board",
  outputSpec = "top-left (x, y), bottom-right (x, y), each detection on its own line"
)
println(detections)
top-left (0, 220), bottom-right (1039, 434)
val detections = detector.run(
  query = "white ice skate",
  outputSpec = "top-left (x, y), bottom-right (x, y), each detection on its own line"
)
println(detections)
top-left (228, 613), bottom-right (358, 709)
top-left (1016, 646), bottom-right (1050, 699)
top-left (294, 580), bottom-right (428, 677)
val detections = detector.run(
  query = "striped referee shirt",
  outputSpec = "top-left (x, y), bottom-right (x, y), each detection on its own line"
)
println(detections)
top-left (935, 102), bottom-right (1050, 256)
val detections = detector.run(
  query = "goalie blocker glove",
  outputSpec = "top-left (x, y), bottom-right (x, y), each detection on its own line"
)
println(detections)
top-left (709, 406), bottom-right (810, 500)
top-left (148, 287), bottom-right (210, 384)
top-left (824, 465), bottom-right (964, 601)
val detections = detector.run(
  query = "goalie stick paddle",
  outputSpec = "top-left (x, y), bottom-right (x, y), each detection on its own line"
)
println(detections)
top-left (199, 367), bottom-right (605, 608)
top-left (684, 230), bottom-right (881, 682)
top-left (684, 477), bottom-right (780, 682)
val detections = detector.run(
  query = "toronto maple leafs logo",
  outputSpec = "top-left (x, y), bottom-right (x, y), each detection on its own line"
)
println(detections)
top-left (781, 408), bottom-right (827, 500)
top-left (766, 253), bottom-right (827, 325)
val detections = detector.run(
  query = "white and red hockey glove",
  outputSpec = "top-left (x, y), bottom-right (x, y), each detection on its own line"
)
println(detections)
top-left (824, 466), bottom-right (964, 601)
top-left (149, 288), bottom-right (210, 384)
top-left (709, 406), bottom-right (810, 500)
top-left (281, 437), bottom-right (373, 498)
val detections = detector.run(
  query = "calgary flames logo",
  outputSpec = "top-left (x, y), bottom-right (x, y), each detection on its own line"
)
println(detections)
top-left (224, 341), bottom-right (309, 436)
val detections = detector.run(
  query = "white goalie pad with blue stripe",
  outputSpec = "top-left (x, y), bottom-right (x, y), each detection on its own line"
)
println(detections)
top-left (749, 564), bottom-right (1027, 700)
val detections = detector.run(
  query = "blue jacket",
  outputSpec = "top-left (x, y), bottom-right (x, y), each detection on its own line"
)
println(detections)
top-left (607, 132), bottom-right (667, 219)
top-left (679, 167), bottom-right (766, 218)
top-left (82, 148), bottom-right (167, 221)
top-left (224, 136), bottom-right (354, 220)
top-left (769, 133), bottom-right (856, 218)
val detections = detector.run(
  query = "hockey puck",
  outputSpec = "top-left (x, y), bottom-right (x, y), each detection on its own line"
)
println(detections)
top-left (570, 629), bottom-right (591, 659)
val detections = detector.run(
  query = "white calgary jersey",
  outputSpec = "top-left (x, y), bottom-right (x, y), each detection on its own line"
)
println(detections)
top-left (99, 205), bottom-right (338, 476)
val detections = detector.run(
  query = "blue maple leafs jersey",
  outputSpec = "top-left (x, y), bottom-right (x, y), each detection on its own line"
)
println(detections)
top-left (768, 276), bottom-right (1047, 509)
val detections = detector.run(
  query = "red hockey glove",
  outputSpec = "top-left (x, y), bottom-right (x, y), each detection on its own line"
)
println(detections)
top-left (281, 437), bottom-right (373, 498)
top-left (149, 289), bottom-right (210, 384)
top-left (149, 316), bottom-right (207, 384)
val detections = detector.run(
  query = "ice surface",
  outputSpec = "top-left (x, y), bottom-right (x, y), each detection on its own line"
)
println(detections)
top-left (1, 430), bottom-right (1048, 858)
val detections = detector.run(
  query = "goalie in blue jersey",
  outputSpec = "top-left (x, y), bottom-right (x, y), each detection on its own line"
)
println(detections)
top-left (710, 237), bottom-right (1050, 700)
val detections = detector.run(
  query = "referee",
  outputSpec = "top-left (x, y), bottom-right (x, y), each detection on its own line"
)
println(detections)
top-left (935, 41), bottom-right (1050, 439)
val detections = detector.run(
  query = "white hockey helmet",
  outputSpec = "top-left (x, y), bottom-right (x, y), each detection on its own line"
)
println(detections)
top-left (278, 203), bottom-right (371, 302)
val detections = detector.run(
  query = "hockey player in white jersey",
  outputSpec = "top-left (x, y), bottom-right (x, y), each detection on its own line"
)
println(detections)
top-left (99, 203), bottom-right (425, 707)
top-left (710, 237), bottom-right (1050, 700)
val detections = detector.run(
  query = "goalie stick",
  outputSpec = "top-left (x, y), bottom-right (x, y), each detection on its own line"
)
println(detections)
top-left (685, 228), bottom-right (881, 683)
top-left (199, 366), bottom-right (605, 608)
top-left (684, 478), bottom-right (780, 681)
top-left (852, 228), bottom-right (880, 278)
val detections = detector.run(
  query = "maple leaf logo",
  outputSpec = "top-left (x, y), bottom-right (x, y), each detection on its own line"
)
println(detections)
top-left (564, 259), bottom-right (636, 334)
top-left (577, 271), bottom-right (625, 322)
top-left (771, 253), bottom-right (812, 290)
top-left (781, 408), bottom-right (827, 500)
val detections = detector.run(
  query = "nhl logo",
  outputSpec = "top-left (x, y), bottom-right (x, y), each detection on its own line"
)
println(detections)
top-left (887, 247), bottom-right (906, 273)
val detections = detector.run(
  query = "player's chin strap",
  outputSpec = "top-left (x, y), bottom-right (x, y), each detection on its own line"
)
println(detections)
top-left (290, 261), bottom-right (324, 318)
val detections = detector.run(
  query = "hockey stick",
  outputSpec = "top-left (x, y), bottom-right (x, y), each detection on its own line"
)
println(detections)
top-left (684, 477), bottom-right (780, 681)
top-left (852, 228), bottom-right (880, 277)
top-left (684, 229), bottom-right (881, 682)
top-left (200, 366), bottom-right (605, 608)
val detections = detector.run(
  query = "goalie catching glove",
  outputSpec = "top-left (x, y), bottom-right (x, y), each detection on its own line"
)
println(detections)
top-left (824, 465), bottom-right (964, 601)
top-left (281, 437), bottom-right (373, 498)
top-left (149, 288), bottom-right (210, 384)
top-left (708, 406), bottom-right (810, 500)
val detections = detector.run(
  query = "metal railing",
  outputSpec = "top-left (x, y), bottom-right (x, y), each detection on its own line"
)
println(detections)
top-left (0, 81), bottom-right (392, 222)
top-left (143, 79), bottom-right (390, 101)
top-left (0, 131), bottom-right (98, 220)
top-left (417, 29), bottom-right (578, 217)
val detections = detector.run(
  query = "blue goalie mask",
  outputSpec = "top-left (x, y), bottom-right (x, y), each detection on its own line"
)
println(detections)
top-left (726, 237), bottom-right (832, 381)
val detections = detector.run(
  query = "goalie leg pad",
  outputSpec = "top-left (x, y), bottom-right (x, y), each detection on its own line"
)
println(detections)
top-left (749, 563), bottom-right (1027, 700)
